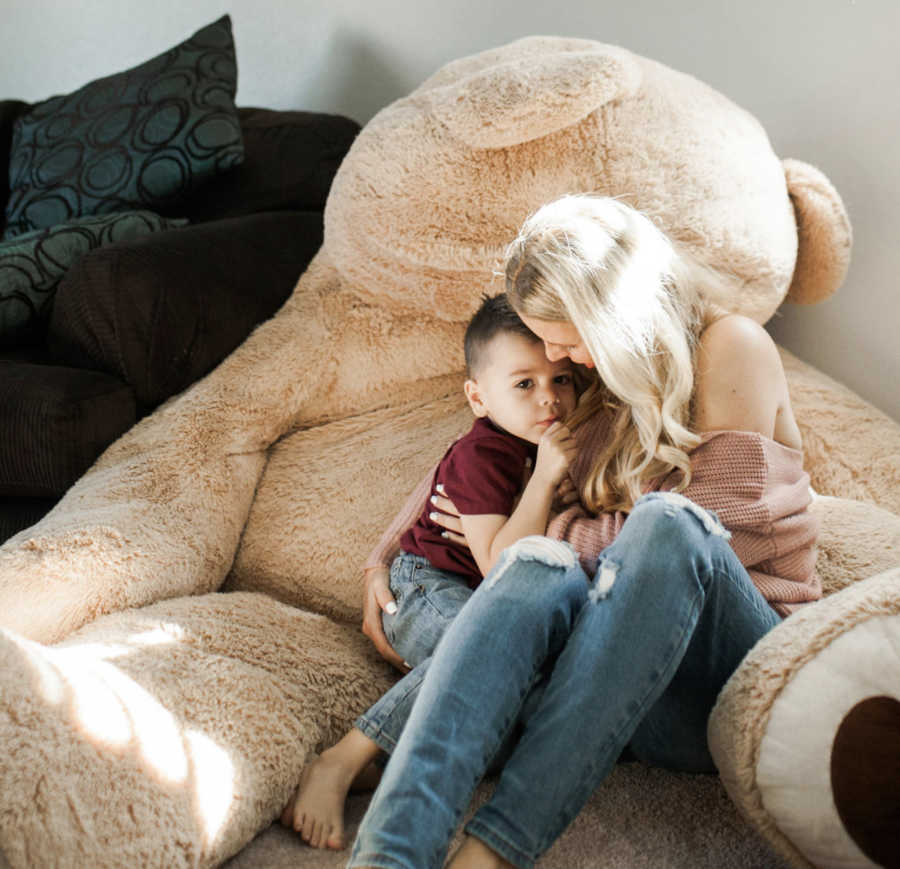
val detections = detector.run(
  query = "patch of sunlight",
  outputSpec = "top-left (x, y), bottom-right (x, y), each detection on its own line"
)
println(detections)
top-left (66, 660), bottom-right (132, 747)
top-left (186, 729), bottom-right (235, 844)
top-left (9, 632), bottom-right (65, 705)
top-left (92, 663), bottom-right (189, 782)
top-left (43, 647), bottom-right (189, 783)
top-left (56, 642), bottom-right (131, 663)
top-left (127, 623), bottom-right (185, 647)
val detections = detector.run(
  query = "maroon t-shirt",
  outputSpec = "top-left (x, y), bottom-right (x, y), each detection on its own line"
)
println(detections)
top-left (399, 417), bottom-right (537, 586)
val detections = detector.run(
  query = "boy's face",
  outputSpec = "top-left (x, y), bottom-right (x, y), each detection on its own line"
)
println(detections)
top-left (464, 332), bottom-right (577, 444)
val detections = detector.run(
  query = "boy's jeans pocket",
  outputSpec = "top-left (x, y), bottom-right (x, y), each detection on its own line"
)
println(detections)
top-left (385, 552), bottom-right (472, 667)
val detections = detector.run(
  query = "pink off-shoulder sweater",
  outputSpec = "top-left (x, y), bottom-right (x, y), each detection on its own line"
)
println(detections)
top-left (366, 412), bottom-right (821, 618)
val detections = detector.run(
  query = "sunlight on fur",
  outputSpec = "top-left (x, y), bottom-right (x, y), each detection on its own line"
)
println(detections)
top-left (21, 626), bottom-right (198, 785)
top-left (127, 624), bottom-right (186, 646)
top-left (185, 729), bottom-right (235, 843)
top-left (10, 632), bottom-right (66, 705)
top-left (20, 623), bottom-right (238, 844)
top-left (64, 652), bottom-right (188, 780)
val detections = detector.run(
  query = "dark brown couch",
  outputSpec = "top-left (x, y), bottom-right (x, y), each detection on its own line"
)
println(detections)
top-left (0, 104), bottom-right (359, 543)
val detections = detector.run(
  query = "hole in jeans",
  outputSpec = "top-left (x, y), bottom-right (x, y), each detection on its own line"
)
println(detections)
top-left (589, 560), bottom-right (618, 601)
top-left (486, 536), bottom-right (577, 588)
top-left (655, 492), bottom-right (731, 539)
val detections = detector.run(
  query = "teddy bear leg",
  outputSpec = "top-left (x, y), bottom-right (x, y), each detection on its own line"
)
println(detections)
top-left (0, 591), bottom-right (395, 868)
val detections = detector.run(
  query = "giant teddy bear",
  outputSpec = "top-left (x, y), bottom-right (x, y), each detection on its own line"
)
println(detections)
top-left (1, 37), bottom-right (899, 869)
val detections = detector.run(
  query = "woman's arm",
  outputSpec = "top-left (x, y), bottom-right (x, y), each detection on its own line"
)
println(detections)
top-left (361, 460), bottom-right (438, 672)
top-left (363, 461), bottom-right (437, 572)
top-left (544, 506), bottom-right (626, 574)
top-left (362, 565), bottom-right (408, 671)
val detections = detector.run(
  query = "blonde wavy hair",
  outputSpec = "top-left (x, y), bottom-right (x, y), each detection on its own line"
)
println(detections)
top-left (506, 194), bottom-right (725, 513)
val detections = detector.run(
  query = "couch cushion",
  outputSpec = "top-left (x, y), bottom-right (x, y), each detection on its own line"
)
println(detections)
top-left (0, 496), bottom-right (58, 545)
top-left (180, 108), bottom-right (361, 223)
top-left (48, 210), bottom-right (323, 410)
top-left (0, 360), bottom-right (135, 497)
top-left (0, 211), bottom-right (186, 348)
top-left (3, 16), bottom-right (242, 238)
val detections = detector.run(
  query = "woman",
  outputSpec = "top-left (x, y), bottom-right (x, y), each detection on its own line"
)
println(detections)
top-left (354, 195), bottom-right (820, 869)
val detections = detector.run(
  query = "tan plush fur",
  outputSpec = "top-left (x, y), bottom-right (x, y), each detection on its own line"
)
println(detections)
top-left (326, 37), bottom-right (849, 325)
top-left (0, 36), bottom-right (894, 868)
top-left (226, 392), bottom-right (472, 621)
top-left (779, 347), bottom-right (900, 515)
top-left (0, 254), bottom-right (464, 643)
top-left (812, 495), bottom-right (900, 596)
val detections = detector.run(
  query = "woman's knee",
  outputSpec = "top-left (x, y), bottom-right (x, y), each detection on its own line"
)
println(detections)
top-left (622, 493), bottom-right (730, 553)
top-left (636, 491), bottom-right (728, 534)
top-left (600, 493), bottom-right (732, 594)
top-left (481, 536), bottom-right (588, 608)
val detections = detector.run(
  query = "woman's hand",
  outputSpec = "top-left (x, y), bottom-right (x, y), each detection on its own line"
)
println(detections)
top-left (362, 566), bottom-right (410, 673)
top-left (428, 484), bottom-right (466, 546)
top-left (553, 476), bottom-right (580, 513)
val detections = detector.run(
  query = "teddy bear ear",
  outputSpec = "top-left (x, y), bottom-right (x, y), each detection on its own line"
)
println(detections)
top-left (428, 38), bottom-right (642, 149)
top-left (783, 159), bottom-right (853, 304)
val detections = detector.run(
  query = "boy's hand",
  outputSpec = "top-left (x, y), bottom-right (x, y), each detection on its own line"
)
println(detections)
top-left (533, 422), bottom-right (577, 488)
top-left (362, 566), bottom-right (410, 673)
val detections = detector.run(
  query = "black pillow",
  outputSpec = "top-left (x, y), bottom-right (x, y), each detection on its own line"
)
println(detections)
top-left (4, 16), bottom-right (243, 238)
top-left (0, 211), bottom-right (186, 347)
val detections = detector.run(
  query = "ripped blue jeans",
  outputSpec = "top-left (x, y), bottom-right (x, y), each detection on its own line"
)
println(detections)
top-left (348, 492), bottom-right (781, 869)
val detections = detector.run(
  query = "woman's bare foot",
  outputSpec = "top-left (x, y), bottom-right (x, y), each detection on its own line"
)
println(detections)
top-left (446, 835), bottom-right (516, 868)
top-left (279, 729), bottom-right (380, 850)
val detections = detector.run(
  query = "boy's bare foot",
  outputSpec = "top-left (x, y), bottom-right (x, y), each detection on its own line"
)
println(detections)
top-left (279, 728), bottom-right (381, 850)
top-left (350, 759), bottom-right (383, 792)
top-left (446, 835), bottom-right (516, 869)
top-left (280, 752), bottom-right (353, 849)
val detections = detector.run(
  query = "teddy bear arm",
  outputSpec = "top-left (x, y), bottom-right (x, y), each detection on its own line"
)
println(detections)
top-left (0, 252), bottom-right (467, 644)
top-left (780, 347), bottom-right (900, 516)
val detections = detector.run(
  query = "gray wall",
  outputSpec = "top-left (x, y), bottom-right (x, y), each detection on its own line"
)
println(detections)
top-left (3, 0), bottom-right (897, 421)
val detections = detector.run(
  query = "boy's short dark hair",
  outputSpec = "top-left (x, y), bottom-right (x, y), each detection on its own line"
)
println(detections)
top-left (464, 293), bottom-right (539, 377)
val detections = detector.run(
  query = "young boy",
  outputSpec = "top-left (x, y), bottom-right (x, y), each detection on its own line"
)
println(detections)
top-left (280, 294), bottom-right (578, 849)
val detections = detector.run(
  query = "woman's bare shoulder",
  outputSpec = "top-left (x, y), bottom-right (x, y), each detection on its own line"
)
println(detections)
top-left (694, 315), bottom-right (801, 447)
top-left (700, 314), bottom-right (777, 359)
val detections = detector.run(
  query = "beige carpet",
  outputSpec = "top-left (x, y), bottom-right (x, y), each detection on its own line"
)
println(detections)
top-left (225, 763), bottom-right (790, 868)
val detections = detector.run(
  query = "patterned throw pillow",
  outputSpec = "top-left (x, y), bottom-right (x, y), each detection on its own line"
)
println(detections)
top-left (3, 16), bottom-right (242, 239)
top-left (0, 211), bottom-right (187, 346)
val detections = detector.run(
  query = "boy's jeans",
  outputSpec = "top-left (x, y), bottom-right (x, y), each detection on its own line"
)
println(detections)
top-left (355, 552), bottom-right (472, 752)
top-left (349, 492), bottom-right (782, 869)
